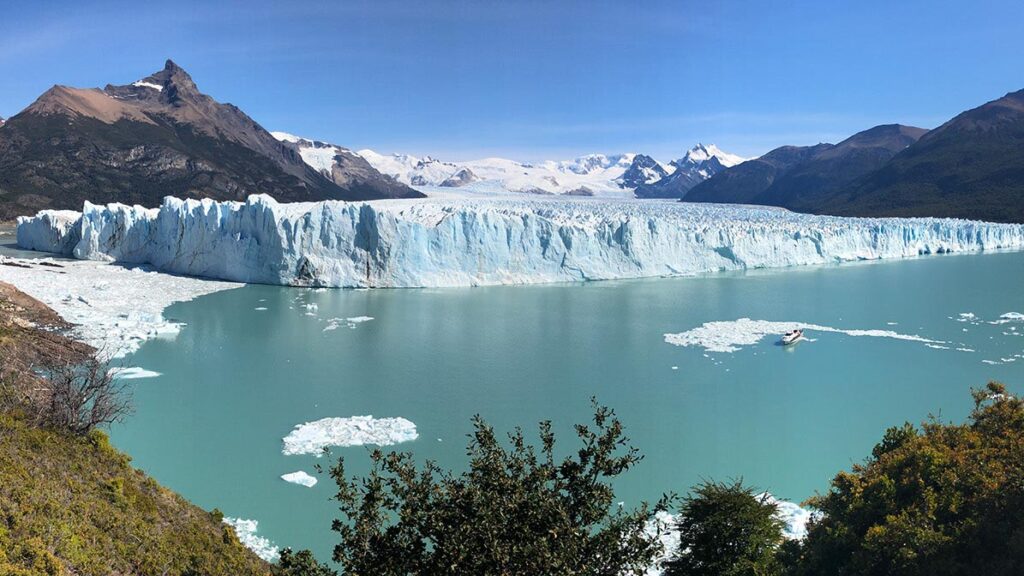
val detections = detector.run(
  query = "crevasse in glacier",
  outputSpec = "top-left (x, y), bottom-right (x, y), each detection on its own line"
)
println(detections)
top-left (16, 195), bottom-right (1024, 288)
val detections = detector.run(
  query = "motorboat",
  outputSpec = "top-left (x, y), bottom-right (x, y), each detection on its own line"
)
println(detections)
top-left (781, 329), bottom-right (804, 345)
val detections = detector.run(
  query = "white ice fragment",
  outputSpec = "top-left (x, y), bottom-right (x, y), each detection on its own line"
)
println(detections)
top-left (281, 471), bottom-right (318, 487)
top-left (282, 415), bottom-right (418, 456)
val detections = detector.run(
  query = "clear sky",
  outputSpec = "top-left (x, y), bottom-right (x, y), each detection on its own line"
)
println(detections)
top-left (2, 0), bottom-right (1022, 161)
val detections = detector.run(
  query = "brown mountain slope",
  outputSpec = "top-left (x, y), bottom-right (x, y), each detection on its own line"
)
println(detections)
top-left (0, 60), bottom-right (421, 219)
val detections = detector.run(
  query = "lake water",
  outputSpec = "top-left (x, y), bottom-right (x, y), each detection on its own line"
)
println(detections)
top-left (111, 251), bottom-right (1024, 560)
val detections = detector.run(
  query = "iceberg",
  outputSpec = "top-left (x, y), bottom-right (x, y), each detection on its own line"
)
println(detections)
top-left (282, 415), bottom-right (419, 456)
top-left (281, 470), bottom-right (318, 487)
top-left (664, 318), bottom-right (947, 353)
top-left (17, 195), bottom-right (1024, 289)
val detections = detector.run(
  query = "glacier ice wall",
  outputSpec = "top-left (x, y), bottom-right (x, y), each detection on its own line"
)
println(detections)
top-left (17, 195), bottom-right (1024, 288)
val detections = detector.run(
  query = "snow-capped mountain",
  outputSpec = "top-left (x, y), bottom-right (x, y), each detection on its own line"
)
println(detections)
top-left (635, 144), bottom-right (747, 199)
top-left (274, 132), bottom-right (745, 198)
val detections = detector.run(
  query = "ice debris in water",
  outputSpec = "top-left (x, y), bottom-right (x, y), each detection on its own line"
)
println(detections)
top-left (108, 366), bottom-right (162, 379)
top-left (323, 316), bottom-right (375, 331)
top-left (223, 517), bottom-right (278, 562)
top-left (0, 256), bottom-right (239, 358)
top-left (664, 318), bottom-right (945, 353)
top-left (282, 415), bottom-right (418, 456)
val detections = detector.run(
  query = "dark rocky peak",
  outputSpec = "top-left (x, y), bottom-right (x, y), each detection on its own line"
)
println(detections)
top-left (103, 59), bottom-right (201, 106)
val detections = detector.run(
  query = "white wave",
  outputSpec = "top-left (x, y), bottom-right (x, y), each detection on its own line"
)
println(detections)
top-left (0, 256), bottom-right (240, 358)
top-left (282, 415), bottom-right (418, 456)
top-left (664, 318), bottom-right (945, 353)
top-left (281, 470), bottom-right (318, 487)
top-left (223, 517), bottom-right (278, 562)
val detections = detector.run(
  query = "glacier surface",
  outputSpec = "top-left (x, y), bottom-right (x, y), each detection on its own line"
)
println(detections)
top-left (17, 194), bottom-right (1024, 289)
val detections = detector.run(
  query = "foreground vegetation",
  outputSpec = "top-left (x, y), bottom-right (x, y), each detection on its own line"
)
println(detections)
top-left (0, 281), bottom-right (269, 576)
top-left (322, 382), bottom-right (1024, 576)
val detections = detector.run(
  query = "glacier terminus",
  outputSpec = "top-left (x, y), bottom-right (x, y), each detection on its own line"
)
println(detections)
top-left (16, 195), bottom-right (1024, 289)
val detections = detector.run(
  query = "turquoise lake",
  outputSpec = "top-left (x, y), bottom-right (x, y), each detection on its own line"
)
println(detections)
top-left (111, 251), bottom-right (1024, 560)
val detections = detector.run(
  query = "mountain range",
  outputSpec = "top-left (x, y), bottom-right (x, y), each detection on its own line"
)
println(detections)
top-left (0, 60), bottom-right (420, 219)
top-left (278, 139), bottom-right (746, 198)
top-left (685, 89), bottom-right (1024, 223)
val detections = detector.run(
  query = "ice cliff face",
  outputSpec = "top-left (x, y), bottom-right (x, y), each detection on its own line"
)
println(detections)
top-left (17, 195), bottom-right (1024, 288)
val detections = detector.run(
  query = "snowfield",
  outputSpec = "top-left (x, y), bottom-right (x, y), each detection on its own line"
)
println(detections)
top-left (18, 195), bottom-right (1024, 289)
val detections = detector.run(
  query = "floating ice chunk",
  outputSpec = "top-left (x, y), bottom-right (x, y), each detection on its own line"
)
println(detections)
top-left (281, 471), bottom-right (318, 487)
top-left (223, 517), bottom-right (278, 562)
top-left (108, 366), bottom-right (162, 379)
top-left (255, 306), bottom-right (268, 311)
top-left (664, 318), bottom-right (946, 353)
top-left (992, 312), bottom-right (1024, 324)
top-left (282, 415), bottom-right (418, 456)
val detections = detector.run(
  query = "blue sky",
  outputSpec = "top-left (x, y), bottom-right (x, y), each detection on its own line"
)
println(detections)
top-left (1, 0), bottom-right (1022, 161)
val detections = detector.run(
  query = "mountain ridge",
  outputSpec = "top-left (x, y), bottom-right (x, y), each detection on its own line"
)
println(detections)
top-left (0, 60), bottom-right (420, 219)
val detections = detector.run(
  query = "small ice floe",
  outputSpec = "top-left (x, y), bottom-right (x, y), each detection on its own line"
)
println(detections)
top-left (281, 471), bottom-right (318, 487)
top-left (925, 343), bottom-right (951, 350)
top-left (992, 312), bottom-right (1024, 325)
top-left (108, 366), bottom-right (162, 379)
top-left (323, 316), bottom-right (375, 331)
top-left (956, 347), bottom-right (975, 353)
top-left (223, 517), bottom-right (278, 562)
top-left (663, 318), bottom-right (946, 354)
top-left (255, 307), bottom-right (268, 311)
top-left (282, 415), bottom-right (418, 456)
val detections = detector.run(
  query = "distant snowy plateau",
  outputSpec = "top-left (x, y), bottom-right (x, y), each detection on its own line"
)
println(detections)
top-left (271, 131), bottom-right (745, 197)
top-left (17, 193), bottom-right (1024, 289)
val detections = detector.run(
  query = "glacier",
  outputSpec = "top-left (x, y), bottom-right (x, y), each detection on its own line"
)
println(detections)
top-left (16, 194), bottom-right (1024, 289)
